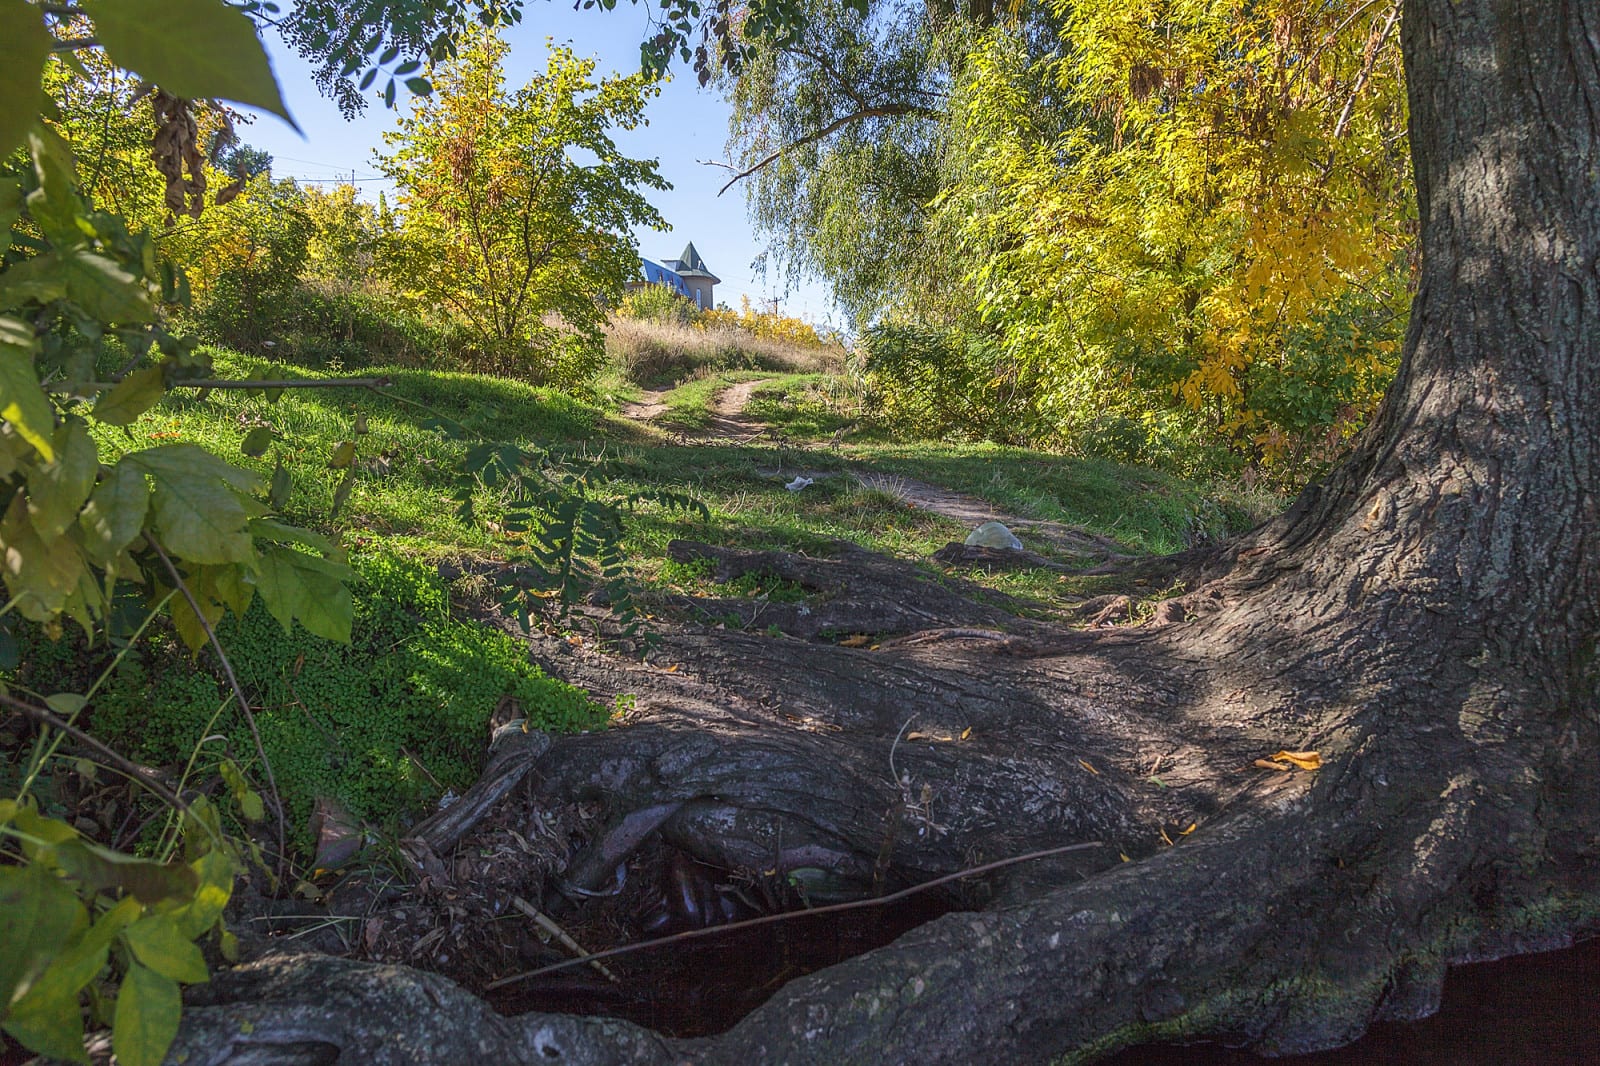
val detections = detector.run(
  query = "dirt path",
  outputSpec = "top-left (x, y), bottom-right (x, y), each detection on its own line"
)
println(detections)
top-left (619, 378), bottom-right (1127, 560)
top-left (619, 384), bottom-right (671, 421)
top-left (704, 377), bottom-right (772, 439)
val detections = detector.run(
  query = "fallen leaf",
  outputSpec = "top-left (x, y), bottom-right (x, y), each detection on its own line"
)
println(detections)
top-left (838, 634), bottom-right (872, 647)
top-left (960, 726), bottom-right (972, 740)
top-left (1159, 826), bottom-right (1174, 846)
top-left (1078, 758), bottom-right (1100, 775)
top-left (1180, 823), bottom-right (1197, 836)
top-left (663, 663), bottom-right (679, 673)
top-left (1269, 749), bottom-right (1322, 771)
top-left (1120, 852), bottom-right (1132, 862)
top-left (1254, 758), bottom-right (1293, 772)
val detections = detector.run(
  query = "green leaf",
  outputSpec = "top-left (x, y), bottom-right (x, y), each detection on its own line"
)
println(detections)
top-left (240, 425), bottom-right (272, 457)
top-left (253, 545), bottom-right (354, 642)
top-left (0, 251), bottom-right (70, 308)
top-left (60, 248), bottom-right (154, 325)
top-left (122, 916), bottom-right (209, 984)
top-left (127, 444), bottom-right (263, 564)
top-left (269, 459), bottom-right (292, 509)
top-left (0, 862), bottom-right (88, 1009)
top-left (25, 128), bottom-right (83, 243)
top-left (0, 0), bottom-right (51, 160)
top-left (0, 318), bottom-right (57, 460)
top-left (170, 851), bottom-right (234, 940)
top-left (81, 0), bottom-right (297, 128)
top-left (27, 419), bottom-right (99, 539)
top-left (111, 962), bottom-right (181, 1066)
top-left (78, 459), bottom-right (150, 565)
top-left (328, 440), bottom-right (356, 469)
top-left (239, 790), bottom-right (265, 822)
top-left (93, 366), bottom-right (166, 426)
top-left (0, 494), bottom-right (88, 620)
top-left (2, 987), bottom-right (89, 1064)
top-left (44, 693), bottom-right (87, 718)
top-left (50, 840), bottom-right (199, 905)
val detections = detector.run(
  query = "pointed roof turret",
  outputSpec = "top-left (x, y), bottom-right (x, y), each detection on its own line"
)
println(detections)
top-left (671, 241), bottom-right (720, 283)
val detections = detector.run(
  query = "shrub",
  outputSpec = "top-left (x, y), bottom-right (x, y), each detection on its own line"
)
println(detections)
top-left (22, 552), bottom-right (606, 846)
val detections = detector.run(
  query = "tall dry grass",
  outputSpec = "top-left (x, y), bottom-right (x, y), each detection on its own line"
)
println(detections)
top-left (605, 316), bottom-right (845, 384)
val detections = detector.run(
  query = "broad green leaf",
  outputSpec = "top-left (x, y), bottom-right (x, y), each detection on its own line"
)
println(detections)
top-left (0, 251), bottom-right (69, 308)
top-left (60, 248), bottom-right (154, 324)
top-left (239, 790), bottom-right (265, 822)
top-left (166, 573), bottom-right (226, 653)
top-left (111, 962), bottom-right (181, 1066)
top-left (249, 517), bottom-right (338, 556)
top-left (240, 425), bottom-right (273, 457)
top-left (127, 445), bottom-right (264, 564)
top-left (25, 128), bottom-right (84, 243)
top-left (122, 916), bottom-right (209, 984)
top-left (28, 419), bottom-right (99, 539)
top-left (253, 545), bottom-right (354, 642)
top-left (44, 693), bottom-right (87, 718)
top-left (0, 319), bottom-right (56, 459)
top-left (171, 850), bottom-right (234, 940)
top-left (82, 0), bottom-right (296, 127)
top-left (0, 863), bottom-right (88, 1009)
top-left (269, 459), bottom-right (292, 509)
top-left (212, 561), bottom-right (255, 617)
top-left (2, 987), bottom-right (89, 1064)
top-left (50, 840), bottom-right (199, 905)
top-left (78, 459), bottom-right (150, 565)
top-left (0, 0), bottom-right (51, 159)
top-left (0, 494), bottom-right (88, 620)
top-left (93, 366), bottom-right (166, 426)
top-left (328, 440), bottom-right (356, 468)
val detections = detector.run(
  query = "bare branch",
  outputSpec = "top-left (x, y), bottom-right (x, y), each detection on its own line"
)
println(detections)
top-left (716, 103), bottom-right (940, 196)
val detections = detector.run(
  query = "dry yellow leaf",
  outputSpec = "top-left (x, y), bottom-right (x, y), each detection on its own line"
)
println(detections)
top-left (1268, 749), bottom-right (1322, 771)
top-left (1254, 758), bottom-right (1292, 771)
top-left (839, 634), bottom-right (872, 647)
top-left (663, 664), bottom-right (679, 673)
top-left (1180, 823), bottom-right (1197, 836)
top-left (1159, 826), bottom-right (1174, 846)
top-left (1078, 759), bottom-right (1100, 775)
top-left (960, 726), bottom-right (972, 740)
top-left (1120, 853), bottom-right (1132, 863)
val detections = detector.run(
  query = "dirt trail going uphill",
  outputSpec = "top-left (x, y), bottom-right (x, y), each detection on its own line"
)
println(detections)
top-left (619, 384), bottom-right (670, 421)
top-left (619, 378), bottom-right (1127, 563)
top-left (705, 378), bottom-right (771, 439)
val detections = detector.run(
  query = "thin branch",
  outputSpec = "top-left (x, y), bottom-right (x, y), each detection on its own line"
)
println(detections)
top-left (484, 839), bottom-right (1107, 990)
top-left (1331, 1), bottom-right (1402, 139)
top-left (148, 536), bottom-right (288, 877)
top-left (0, 691), bottom-right (194, 818)
top-left (715, 103), bottom-right (941, 196)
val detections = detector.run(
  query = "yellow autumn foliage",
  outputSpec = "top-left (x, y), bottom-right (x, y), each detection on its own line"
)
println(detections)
top-left (946, 0), bottom-right (1414, 478)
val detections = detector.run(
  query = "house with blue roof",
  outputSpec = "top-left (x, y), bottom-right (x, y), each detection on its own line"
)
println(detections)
top-left (627, 242), bottom-right (720, 310)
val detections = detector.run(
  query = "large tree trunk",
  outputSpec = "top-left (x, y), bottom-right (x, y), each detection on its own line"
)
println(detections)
top-left (161, 2), bottom-right (1600, 1063)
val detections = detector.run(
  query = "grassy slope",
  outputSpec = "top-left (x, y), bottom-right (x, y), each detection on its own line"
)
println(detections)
top-left (21, 348), bottom-right (1282, 854)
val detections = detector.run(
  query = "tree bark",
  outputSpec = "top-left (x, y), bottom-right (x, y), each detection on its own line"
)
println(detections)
top-left (162, 2), bottom-right (1600, 1063)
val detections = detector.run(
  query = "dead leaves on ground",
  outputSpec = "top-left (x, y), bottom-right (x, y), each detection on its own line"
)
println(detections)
top-left (1254, 749), bottom-right (1322, 772)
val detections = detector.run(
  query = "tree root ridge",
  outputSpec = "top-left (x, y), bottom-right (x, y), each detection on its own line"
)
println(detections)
top-left (174, 528), bottom-right (1600, 1063)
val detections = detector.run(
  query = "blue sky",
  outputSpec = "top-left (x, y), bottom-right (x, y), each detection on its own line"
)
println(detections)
top-left (241, 5), bottom-right (836, 325)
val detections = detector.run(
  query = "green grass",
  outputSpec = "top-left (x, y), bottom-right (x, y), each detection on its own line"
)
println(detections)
top-left (654, 369), bottom-right (773, 431)
top-left (13, 344), bottom-right (1287, 855)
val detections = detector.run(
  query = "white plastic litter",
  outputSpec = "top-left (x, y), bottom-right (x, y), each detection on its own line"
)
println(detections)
top-left (785, 475), bottom-right (814, 492)
top-left (965, 521), bottom-right (1024, 550)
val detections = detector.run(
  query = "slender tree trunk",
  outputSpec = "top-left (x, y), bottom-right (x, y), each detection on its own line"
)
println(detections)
top-left (162, 2), bottom-right (1600, 1063)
